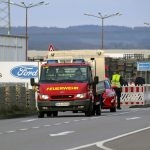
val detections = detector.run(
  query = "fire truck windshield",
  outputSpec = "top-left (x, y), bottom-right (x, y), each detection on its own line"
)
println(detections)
top-left (40, 66), bottom-right (89, 83)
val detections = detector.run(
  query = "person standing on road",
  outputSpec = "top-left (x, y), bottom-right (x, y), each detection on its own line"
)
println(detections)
top-left (111, 70), bottom-right (123, 109)
top-left (133, 72), bottom-right (145, 86)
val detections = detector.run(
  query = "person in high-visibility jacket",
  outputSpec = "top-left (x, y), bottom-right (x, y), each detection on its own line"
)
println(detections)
top-left (111, 70), bottom-right (123, 109)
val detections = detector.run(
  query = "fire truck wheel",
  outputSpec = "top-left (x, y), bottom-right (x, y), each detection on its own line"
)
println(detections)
top-left (110, 107), bottom-right (116, 112)
top-left (73, 110), bottom-right (78, 113)
top-left (38, 112), bottom-right (44, 118)
top-left (95, 104), bottom-right (101, 116)
top-left (47, 112), bottom-right (52, 117)
top-left (52, 111), bottom-right (58, 117)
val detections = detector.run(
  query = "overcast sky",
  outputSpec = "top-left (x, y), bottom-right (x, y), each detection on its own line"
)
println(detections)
top-left (8, 0), bottom-right (150, 28)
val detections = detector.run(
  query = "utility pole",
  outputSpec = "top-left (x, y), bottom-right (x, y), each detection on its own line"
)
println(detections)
top-left (0, 0), bottom-right (11, 35)
top-left (2, 1), bottom-right (49, 61)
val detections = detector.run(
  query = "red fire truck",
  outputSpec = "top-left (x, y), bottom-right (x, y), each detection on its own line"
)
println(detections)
top-left (31, 59), bottom-right (105, 118)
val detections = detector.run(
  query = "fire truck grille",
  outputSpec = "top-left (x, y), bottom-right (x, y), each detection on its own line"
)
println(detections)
top-left (51, 95), bottom-right (74, 99)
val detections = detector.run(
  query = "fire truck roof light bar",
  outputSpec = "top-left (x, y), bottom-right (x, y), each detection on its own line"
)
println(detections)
top-left (47, 59), bottom-right (86, 64)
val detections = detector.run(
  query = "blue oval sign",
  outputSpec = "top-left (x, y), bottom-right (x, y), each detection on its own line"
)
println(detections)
top-left (10, 65), bottom-right (38, 79)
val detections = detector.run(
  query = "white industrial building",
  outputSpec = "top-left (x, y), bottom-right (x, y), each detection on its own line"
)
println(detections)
top-left (28, 49), bottom-right (150, 60)
top-left (0, 34), bottom-right (26, 61)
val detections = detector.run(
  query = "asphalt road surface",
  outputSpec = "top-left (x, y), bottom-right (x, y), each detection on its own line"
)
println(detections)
top-left (0, 108), bottom-right (150, 150)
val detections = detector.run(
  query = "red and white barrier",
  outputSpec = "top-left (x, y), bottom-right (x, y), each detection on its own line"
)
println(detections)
top-left (120, 85), bottom-right (150, 107)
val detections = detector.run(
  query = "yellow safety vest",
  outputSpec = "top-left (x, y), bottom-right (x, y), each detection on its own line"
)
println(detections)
top-left (111, 74), bottom-right (121, 88)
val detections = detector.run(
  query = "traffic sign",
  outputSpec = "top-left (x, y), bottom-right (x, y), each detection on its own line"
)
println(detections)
top-left (48, 44), bottom-right (54, 51)
top-left (137, 62), bottom-right (150, 71)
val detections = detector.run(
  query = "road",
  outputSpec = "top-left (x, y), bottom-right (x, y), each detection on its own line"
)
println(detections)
top-left (0, 108), bottom-right (150, 150)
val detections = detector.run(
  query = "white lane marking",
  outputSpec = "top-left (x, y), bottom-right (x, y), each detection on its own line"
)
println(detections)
top-left (19, 128), bottom-right (28, 131)
top-left (5, 130), bottom-right (16, 133)
top-left (32, 126), bottom-right (40, 129)
top-left (111, 112), bottom-right (130, 116)
top-left (126, 117), bottom-right (141, 120)
top-left (90, 116), bottom-right (100, 119)
top-left (43, 125), bottom-right (51, 127)
top-left (54, 123), bottom-right (62, 126)
top-left (96, 126), bottom-right (150, 150)
top-left (81, 118), bottom-right (88, 121)
top-left (49, 131), bottom-right (75, 137)
top-left (66, 126), bottom-right (150, 150)
top-left (64, 121), bottom-right (70, 124)
top-left (73, 120), bottom-right (80, 122)
top-left (21, 119), bottom-right (38, 123)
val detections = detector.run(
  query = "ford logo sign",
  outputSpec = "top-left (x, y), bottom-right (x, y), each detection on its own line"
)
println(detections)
top-left (10, 65), bottom-right (38, 79)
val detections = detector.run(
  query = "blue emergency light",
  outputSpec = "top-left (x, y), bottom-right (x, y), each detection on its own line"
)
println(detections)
top-left (47, 60), bottom-right (58, 63)
top-left (72, 59), bottom-right (85, 63)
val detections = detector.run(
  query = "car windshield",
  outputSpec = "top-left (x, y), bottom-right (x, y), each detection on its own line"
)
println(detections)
top-left (40, 66), bottom-right (88, 83)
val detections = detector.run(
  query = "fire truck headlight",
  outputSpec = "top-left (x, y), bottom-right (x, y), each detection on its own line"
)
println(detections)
top-left (75, 93), bottom-right (86, 99)
top-left (40, 94), bottom-right (49, 100)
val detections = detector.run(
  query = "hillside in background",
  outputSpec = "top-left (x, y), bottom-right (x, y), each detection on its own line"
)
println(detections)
top-left (1, 25), bottom-right (150, 50)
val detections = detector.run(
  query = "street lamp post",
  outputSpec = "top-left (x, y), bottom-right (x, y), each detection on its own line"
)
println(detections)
top-left (2, 1), bottom-right (49, 61)
top-left (144, 22), bottom-right (150, 83)
top-left (84, 12), bottom-right (121, 49)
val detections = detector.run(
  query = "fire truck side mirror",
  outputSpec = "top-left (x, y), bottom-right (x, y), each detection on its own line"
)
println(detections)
top-left (30, 78), bottom-right (35, 86)
top-left (94, 76), bottom-right (99, 84)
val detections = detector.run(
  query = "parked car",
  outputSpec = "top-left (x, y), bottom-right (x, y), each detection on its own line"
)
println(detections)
top-left (98, 80), bottom-right (117, 112)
